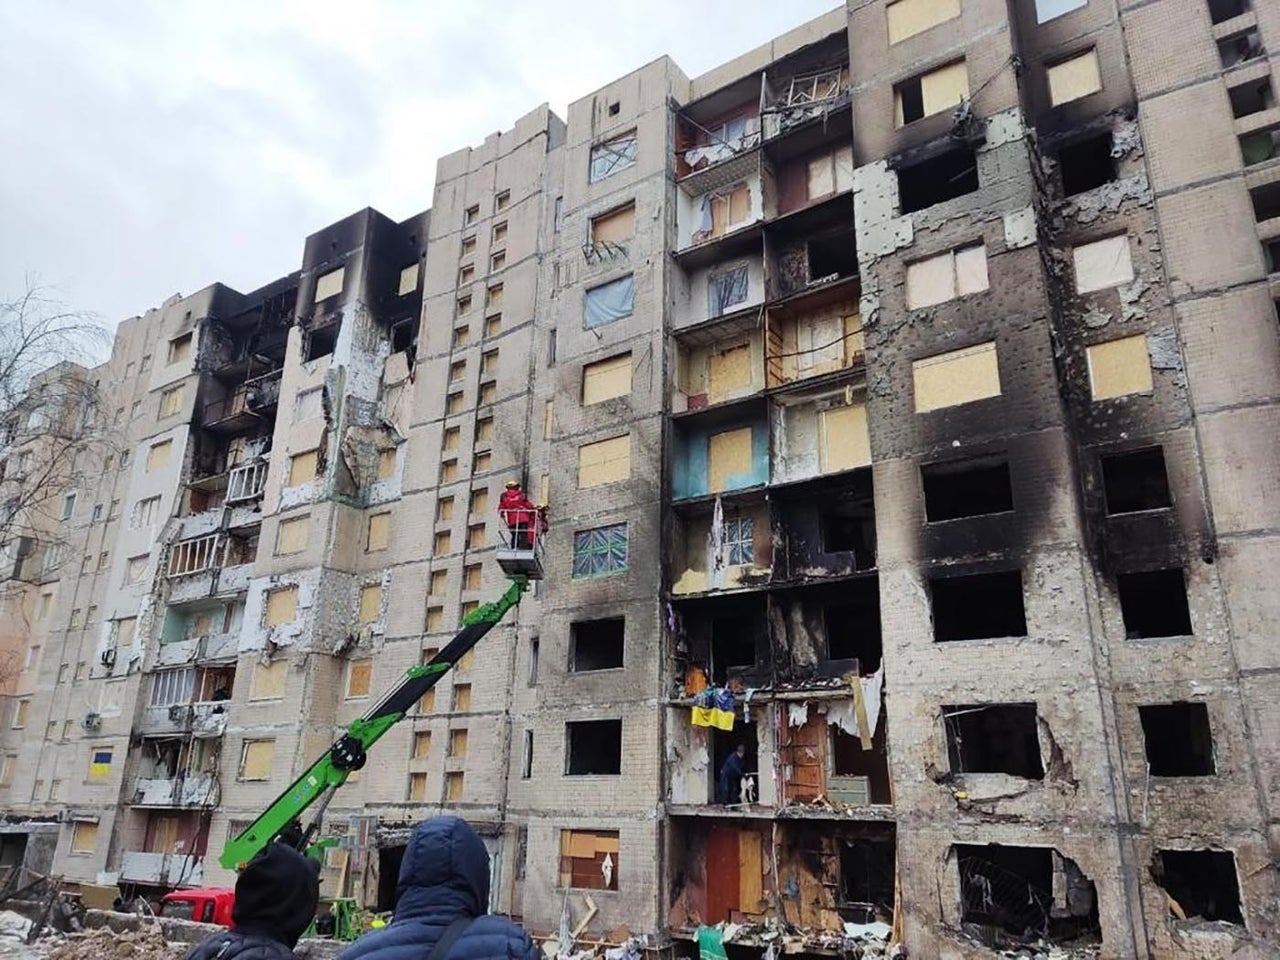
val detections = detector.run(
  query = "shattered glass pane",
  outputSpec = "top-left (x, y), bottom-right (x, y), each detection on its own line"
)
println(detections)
top-left (725, 517), bottom-right (753, 565)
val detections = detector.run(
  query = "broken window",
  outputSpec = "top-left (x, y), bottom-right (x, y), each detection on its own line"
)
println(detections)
top-left (894, 60), bottom-right (969, 126)
top-left (565, 719), bottom-right (622, 775)
top-left (724, 517), bottom-right (754, 565)
top-left (1100, 447), bottom-right (1171, 514)
top-left (1228, 79), bottom-right (1273, 119)
top-left (886, 0), bottom-right (959, 43)
top-left (831, 725), bottom-right (893, 803)
top-left (1218, 28), bottom-right (1263, 68)
top-left (1047, 49), bottom-right (1102, 107)
top-left (807, 231), bottom-right (858, 281)
top-left (559, 830), bottom-right (619, 890)
top-left (1152, 850), bottom-right (1243, 925)
top-left (922, 456), bottom-right (1013, 521)
top-left (1117, 568), bottom-right (1192, 638)
top-left (570, 618), bottom-right (625, 671)
top-left (306, 324), bottom-right (338, 361)
top-left (1140, 702), bottom-right (1214, 776)
top-left (572, 522), bottom-right (628, 578)
top-left (839, 834), bottom-right (897, 919)
top-left (1059, 131), bottom-right (1115, 196)
top-left (390, 317), bottom-right (415, 354)
top-left (1249, 180), bottom-right (1280, 222)
top-left (584, 274), bottom-right (635, 328)
top-left (589, 130), bottom-right (637, 183)
top-left (906, 244), bottom-right (988, 310)
top-left (1087, 334), bottom-right (1152, 400)
top-left (897, 146), bottom-right (979, 213)
top-left (823, 585), bottom-right (882, 670)
top-left (708, 263), bottom-right (749, 317)
top-left (944, 704), bottom-right (1044, 778)
top-left (1034, 0), bottom-right (1086, 22)
top-left (957, 845), bottom-right (1098, 942)
top-left (931, 570), bottom-right (1027, 641)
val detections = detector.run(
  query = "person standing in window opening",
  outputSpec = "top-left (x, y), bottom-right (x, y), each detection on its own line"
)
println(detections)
top-left (499, 480), bottom-right (541, 550)
top-left (718, 743), bottom-right (746, 805)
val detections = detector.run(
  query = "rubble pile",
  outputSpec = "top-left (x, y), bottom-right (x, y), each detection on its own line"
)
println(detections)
top-left (45, 925), bottom-right (185, 960)
top-left (692, 918), bottom-right (904, 960)
top-left (0, 913), bottom-right (33, 944)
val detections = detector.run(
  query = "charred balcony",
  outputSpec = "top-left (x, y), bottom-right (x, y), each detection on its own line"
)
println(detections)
top-left (200, 369), bottom-right (282, 434)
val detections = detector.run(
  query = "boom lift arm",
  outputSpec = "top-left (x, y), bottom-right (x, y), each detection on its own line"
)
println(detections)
top-left (220, 576), bottom-right (528, 870)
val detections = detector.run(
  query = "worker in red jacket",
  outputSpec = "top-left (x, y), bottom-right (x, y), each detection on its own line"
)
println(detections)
top-left (499, 480), bottom-right (539, 549)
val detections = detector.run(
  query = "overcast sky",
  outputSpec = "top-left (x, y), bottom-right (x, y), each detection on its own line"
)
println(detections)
top-left (0, 1), bottom-right (837, 331)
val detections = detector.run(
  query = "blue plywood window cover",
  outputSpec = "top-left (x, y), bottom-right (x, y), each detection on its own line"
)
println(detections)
top-left (572, 523), bottom-right (629, 578)
top-left (708, 264), bottom-right (749, 317)
top-left (584, 275), bottom-right (635, 329)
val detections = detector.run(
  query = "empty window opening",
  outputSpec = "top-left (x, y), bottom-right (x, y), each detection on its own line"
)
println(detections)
top-left (944, 704), bottom-right (1044, 779)
top-left (818, 487), bottom-right (877, 570)
top-left (807, 232), bottom-right (858, 282)
top-left (1266, 238), bottom-right (1280, 274)
top-left (1208, 0), bottom-right (1249, 22)
top-left (570, 618), bottom-right (624, 671)
top-left (839, 836), bottom-right (896, 919)
top-left (931, 571), bottom-right (1027, 641)
top-left (376, 846), bottom-right (406, 913)
top-left (957, 845), bottom-right (1099, 944)
top-left (894, 61), bottom-right (968, 126)
top-left (898, 147), bottom-right (979, 214)
top-left (711, 725), bottom-right (758, 805)
top-left (1117, 569), bottom-right (1192, 638)
top-left (1151, 850), bottom-right (1244, 926)
top-left (306, 325), bottom-right (339, 362)
top-left (390, 318), bottom-right (416, 355)
top-left (565, 719), bottom-right (622, 775)
top-left (1139, 702), bottom-right (1215, 776)
top-left (1058, 132), bottom-right (1115, 196)
top-left (831, 723), bottom-right (893, 804)
top-left (823, 587), bottom-right (883, 672)
top-left (1249, 180), bottom-right (1280, 222)
top-left (1218, 28), bottom-right (1263, 69)
top-left (1240, 128), bottom-right (1280, 167)
top-left (710, 613), bottom-right (759, 685)
top-left (1101, 447), bottom-right (1171, 514)
top-left (1228, 79), bottom-right (1273, 119)
top-left (922, 457), bottom-right (1013, 521)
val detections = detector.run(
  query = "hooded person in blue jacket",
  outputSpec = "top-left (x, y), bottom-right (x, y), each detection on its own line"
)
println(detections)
top-left (340, 816), bottom-right (540, 960)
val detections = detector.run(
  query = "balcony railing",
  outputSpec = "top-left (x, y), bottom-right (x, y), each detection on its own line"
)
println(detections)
top-left (130, 774), bottom-right (219, 808)
top-left (138, 700), bottom-right (230, 737)
top-left (119, 851), bottom-right (204, 887)
top-left (226, 460), bottom-right (268, 503)
top-left (167, 534), bottom-right (222, 578)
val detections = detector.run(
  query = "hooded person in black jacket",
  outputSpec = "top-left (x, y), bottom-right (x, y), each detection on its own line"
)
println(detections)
top-left (184, 842), bottom-right (322, 960)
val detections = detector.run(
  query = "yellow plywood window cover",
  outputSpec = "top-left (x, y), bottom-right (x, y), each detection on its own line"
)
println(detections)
top-left (168, 333), bottom-right (192, 365)
top-left (454, 685), bottom-right (472, 711)
top-left (413, 731), bottom-right (432, 760)
top-left (367, 513), bottom-right (391, 552)
top-left (409, 772), bottom-right (428, 801)
top-left (316, 268), bottom-right (344, 302)
top-left (377, 447), bottom-right (397, 480)
top-left (808, 155), bottom-right (835, 199)
top-left (264, 587), bottom-right (299, 627)
top-left (1048, 49), bottom-right (1102, 107)
top-left (445, 771), bottom-right (464, 801)
top-left (820, 403), bottom-right (871, 473)
top-left (276, 516), bottom-right (310, 556)
top-left (477, 418), bottom-right (494, 442)
top-left (921, 61), bottom-right (970, 118)
top-left (577, 434), bottom-right (631, 488)
top-left (707, 343), bottom-right (752, 401)
top-left (434, 531), bottom-right (452, 556)
top-left (1087, 335), bottom-right (1153, 400)
top-left (709, 427), bottom-right (753, 493)
top-left (146, 440), bottom-right (172, 473)
top-left (582, 353), bottom-right (633, 405)
top-left (886, 0), bottom-right (960, 44)
top-left (592, 203), bottom-right (636, 245)
top-left (346, 660), bottom-right (372, 699)
top-left (399, 263), bottom-right (420, 296)
top-left (359, 584), bottom-right (383, 624)
top-left (443, 427), bottom-right (460, 452)
top-left (1073, 235), bottom-right (1134, 294)
top-left (711, 184), bottom-right (751, 237)
top-left (250, 657), bottom-right (288, 699)
top-left (426, 607), bottom-right (444, 632)
top-left (70, 821), bottom-right (98, 854)
top-left (160, 387), bottom-right (182, 418)
top-left (469, 489), bottom-right (488, 514)
top-left (450, 728), bottom-right (469, 757)
top-left (241, 739), bottom-right (274, 780)
top-left (288, 450), bottom-right (318, 486)
top-left (429, 570), bottom-right (447, 596)
top-left (544, 400), bottom-right (554, 439)
top-left (437, 497), bottom-right (455, 522)
top-left (913, 342), bottom-right (1002, 412)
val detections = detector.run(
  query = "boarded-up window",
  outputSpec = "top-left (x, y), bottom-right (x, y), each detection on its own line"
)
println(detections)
top-left (426, 607), bottom-right (444, 632)
top-left (474, 451), bottom-right (491, 473)
top-left (453, 684), bottom-right (472, 711)
top-left (467, 524), bottom-right (486, 549)
top-left (486, 283), bottom-right (503, 310)
top-left (146, 439), bottom-right (172, 473)
top-left (437, 497), bottom-right (455, 522)
top-left (820, 403), bottom-right (871, 473)
top-left (429, 570), bottom-right (447, 596)
top-left (1087, 335), bottom-right (1153, 400)
top-left (250, 658), bottom-right (288, 699)
top-left (346, 660), bottom-right (372, 699)
top-left (458, 647), bottom-right (475, 672)
top-left (70, 821), bottom-right (98, 854)
top-left (367, 513), bottom-right (391, 551)
top-left (1073, 235), bottom-right (1134, 293)
top-left (288, 451), bottom-right (318, 486)
top-left (463, 563), bottom-right (482, 590)
top-left (913, 342), bottom-right (1002, 412)
top-left (481, 349), bottom-right (498, 375)
top-left (807, 155), bottom-right (835, 198)
top-left (469, 489), bottom-right (488, 515)
top-left (584, 275), bottom-right (635, 328)
top-left (896, 60), bottom-right (969, 126)
top-left (591, 203), bottom-right (636, 245)
top-left (441, 460), bottom-right (458, 483)
top-left (709, 427), bottom-right (754, 493)
top-left (399, 263), bottom-right (420, 296)
top-left (704, 184), bottom-right (751, 238)
top-left (10, 700), bottom-right (27, 729)
top-left (459, 265), bottom-right (475, 285)
top-left (409, 772), bottom-right (428, 801)
top-left (168, 333), bottom-right (192, 365)
top-left (445, 771), bottom-right (464, 801)
top-left (454, 325), bottom-right (471, 349)
top-left (446, 393), bottom-right (464, 415)
top-left (708, 344), bottom-right (752, 401)
top-left (906, 244), bottom-right (989, 308)
top-left (359, 584), bottom-right (383, 624)
top-left (578, 435), bottom-right (631, 487)
top-left (275, 516), bottom-right (310, 556)
top-left (315, 268), bottom-right (344, 302)
top-left (264, 587), bottom-right (298, 626)
top-left (544, 400), bottom-right (554, 439)
top-left (459, 601), bottom-right (479, 624)
top-left (476, 417), bottom-right (494, 442)
top-left (413, 731), bottom-right (432, 760)
top-left (434, 531), bottom-right (452, 555)
top-left (0, 756), bottom-right (14, 787)
top-left (159, 386), bottom-right (183, 418)
top-left (377, 448), bottom-right (397, 480)
top-left (239, 739), bottom-right (274, 780)
top-left (449, 728), bottom-right (469, 758)
top-left (485, 314), bottom-right (502, 337)
top-left (443, 427), bottom-right (460, 452)
top-left (582, 353), bottom-right (632, 404)
top-left (449, 361), bottom-right (466, 383)
top-left (559, 830), bottom-right (620, 890)
top-left (887, 0), bottom-right (960, 43)
top-left (479, 382), bottom-right (497, 405)
top-left (1048, 49), bottom-right (1102, 107)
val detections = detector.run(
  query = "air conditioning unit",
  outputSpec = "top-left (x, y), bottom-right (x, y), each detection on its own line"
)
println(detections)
top-left (81, 713), bottom-right (101, 731)
top-left (100, 648), bottom-right (117, 668)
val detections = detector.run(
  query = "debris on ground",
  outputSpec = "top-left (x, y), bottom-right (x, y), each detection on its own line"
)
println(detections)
top-left (0, 913), bottom-right (33, 944)
top-left (44, 925), bottom-right (186, 960)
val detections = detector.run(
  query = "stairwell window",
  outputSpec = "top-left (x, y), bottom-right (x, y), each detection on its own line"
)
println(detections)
top-left (572, 523), bottom-right (628, 579)
top-left (589, 130), bottom-right (638, 183)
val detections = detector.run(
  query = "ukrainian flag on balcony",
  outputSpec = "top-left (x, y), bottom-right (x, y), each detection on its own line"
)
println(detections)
top-left (89, 750), bottom-right (112, 779)
top-left (691, 688), bottom-right (735, 731)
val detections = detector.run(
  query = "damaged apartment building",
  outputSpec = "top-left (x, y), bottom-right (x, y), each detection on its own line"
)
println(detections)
top-left (1, 1), bottom-right (1279, 958)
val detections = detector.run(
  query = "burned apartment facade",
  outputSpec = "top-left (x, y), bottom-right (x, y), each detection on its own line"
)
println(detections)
top-left (1, 1), bottom-right (1278, 957)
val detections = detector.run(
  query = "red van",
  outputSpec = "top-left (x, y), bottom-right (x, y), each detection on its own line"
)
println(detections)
top-left (158, 887), bottom-right (236, 927)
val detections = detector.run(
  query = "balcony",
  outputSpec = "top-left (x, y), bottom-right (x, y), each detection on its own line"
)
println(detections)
top-left (138, 701), bottom-right (230, 738)
top-left (130, 774), bottom-right (219, 809)
top-left (202, 369), bottom-right (281, 434)
top-left (167, 534), bottom-right (222, 579)
top-left (119, 851), bottom-right (204, 887)
top-left (226, 460), bottom-right (268, 503)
